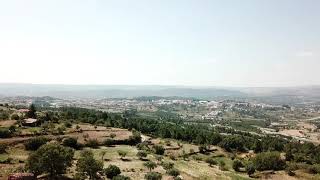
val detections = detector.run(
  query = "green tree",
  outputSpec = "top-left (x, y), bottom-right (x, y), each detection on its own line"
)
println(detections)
top-left (144, 161), bottom-right (157, 171)
top-left (26, 143), bottom-right (74, 178)
top-left (104, 165), bottom-right (121, 179)
top-left (27, 104), bottom-right (37, 119)
top-left (76, 150), bottom-right (103, 180)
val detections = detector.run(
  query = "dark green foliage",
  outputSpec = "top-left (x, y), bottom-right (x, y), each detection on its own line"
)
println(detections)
top-left (104, 138), bottom-right (115, 146)
top-left (86, 139), bottom-right (99, 148)
top-left (128, 130), bottom-right (142, 145)
top-left (118, 150), bottom-right (127, 159)
top-left (76, 150), bottom-right (103, 179)
top-left (246, 163), bottom-right (255, 177)
top-left (144, 172), bottom-right (162, 180)
top-left (166, 168), bottom-right (180, 177)
top-left (137, 150), bottom-right (148, 160)
top-left (232, 159), bottom-right (244, 172)
top-left (161, 161), bottom-right (174, 170)
top-left (64, 121), bottom-right (72, 128)
top-left (0, 143), bottom-right (6, 154)
top-left (253, 151), bottom-right (286, 171)
top-left (219, 135), bottom-right (245, 152)
top-left (104, 165), bottom-right (121, 179)
top-left (0, 127), bottom-right (12, 138)
top-left (26, 143), bottom-right (74, 177)
top-left (24, 137), bottom-right (49, 151)
top-left (198, 144), bottom-right (208, 153)
top-left (27, 104), bottom-right (37, 119)
top-left (11, 114), bottom-right (20, 120)
top-left (154, 145), bottom-right (165, 155)
top-left (205, 157), bottom-right (217, 167)
top-left (63, 137), bottom-right (79, 149)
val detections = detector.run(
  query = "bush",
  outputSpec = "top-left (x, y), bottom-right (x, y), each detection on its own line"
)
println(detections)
top-left (246, 163), bottom-right (255, 177)
top-left (161, 161), bottom-right (174, 170)
top-left (86, 139), bottom-right (99, 148)
top-left (137, 150), bottom-right (148, 160)
top-left (24, 137), bottom-right (49, 151)
top-left (104, 138), bottom-right (115, 146)
top-left (118, 150), bottom-right (127, 159)
top-left (219, 160), bottom-right (228, 171)
top-left (144, 172), bottom-right (162, 180)
top-left (206, 157), bottom-right (217, 167)
top-left (63, 137), bottom-right (79, 149)
top-left (64, 121), bottom-right (72, 128)
top-left (166, 168), bottom-right (180, 177)
top-left (0, 144), bottom-right (6, 154)
top-left (11, 114), bottom-right (20, 120)
top-left (0, 128), bottom-right (12, 138)
top-left (233, 159), bottom-right (244, 172)
top-left (253, 151), bottom-right (286, 171)
top-left (104, 165), bottom-right (121, 179)
top-left (144, 161), bottom-right (157, 171)
top-left (154, 145), bottom-right (165, 155)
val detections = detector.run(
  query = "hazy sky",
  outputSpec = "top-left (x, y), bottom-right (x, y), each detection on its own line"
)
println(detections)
top-left (0, 0), bottom-right (319, 87)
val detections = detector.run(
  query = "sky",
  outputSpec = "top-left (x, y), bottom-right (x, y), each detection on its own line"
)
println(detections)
top-left (0, 0), bottom-right (319, 87)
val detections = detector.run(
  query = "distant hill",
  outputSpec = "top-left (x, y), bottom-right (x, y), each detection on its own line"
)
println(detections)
top-left (0, 83), bottom-right (245, 99)
top-left (0, 83), bottom-right (320, 105)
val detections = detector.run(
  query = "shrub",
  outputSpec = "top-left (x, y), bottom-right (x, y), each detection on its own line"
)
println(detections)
top-left (104, 138), bottom-right (115, 146)
top-left (11, 114), bottom-right (20, 120)
top-left (253, 151), bottom-right (286, 171)
top-left (206, 157), bottom-right (217, 167)
top-left (118, 150), bottom-right (127, 159)
top-left (0, 144), bottom-right (6, 154)
top-left (154, 145), bottom-right (165, 155)
top-left (24, 137), bottom-right (49, 151)
top-left (219, 160), bottom-right (228, 171)
top-left (166, 168), bottom-right (180, 177)
top-left (233, 159), bottom-right (244, 172)
top-left (137, 150), bottom-right (148, 160)
top-left (64, 121), bottom-right (72, 128)
top-left (63, 137), bottom-right (78, 149)
top-left (86, 139), bottom-right (99, 148)
top-left (104, 165), bottom-right (121, 179)
top-left (161, 161), bottom-right (174, 170)
top-left (144, 172), bottom-right (162, 180)
top-left (246, 163), bottom-right (255, 177)
top-left (0, 128), bottom-right (12, 138)
top-left (144, 161), bottom-right (157, 171)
